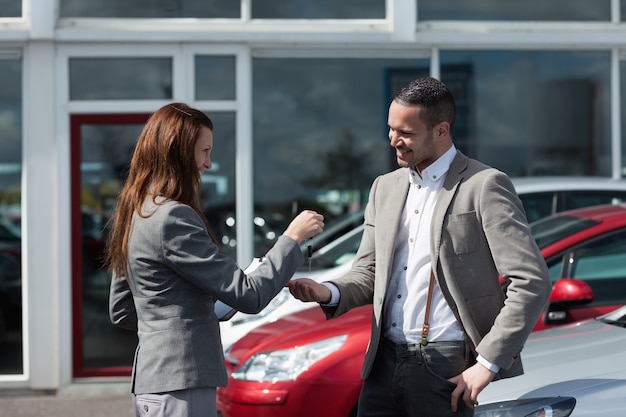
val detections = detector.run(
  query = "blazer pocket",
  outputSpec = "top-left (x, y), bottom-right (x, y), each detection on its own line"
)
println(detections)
top-left (444, 211), bottom-right (480, 255)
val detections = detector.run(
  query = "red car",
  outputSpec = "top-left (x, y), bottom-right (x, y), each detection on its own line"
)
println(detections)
top-left (217, 203), bottom-right (626, 417)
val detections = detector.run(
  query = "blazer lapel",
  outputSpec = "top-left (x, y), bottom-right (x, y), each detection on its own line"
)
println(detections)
top-left (431, 152), bottom-right (469, 263)
top-left (378, 169), bottom-right (410, 283)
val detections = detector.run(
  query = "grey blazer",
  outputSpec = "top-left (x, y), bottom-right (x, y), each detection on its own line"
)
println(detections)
top-left (328, 152), bottom-right (551, 380)
top-left (109, 197), bottom-right (304, 394)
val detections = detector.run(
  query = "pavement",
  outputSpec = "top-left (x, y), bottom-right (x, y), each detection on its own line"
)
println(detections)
top-left (0, 386), bottom-right (134, 417)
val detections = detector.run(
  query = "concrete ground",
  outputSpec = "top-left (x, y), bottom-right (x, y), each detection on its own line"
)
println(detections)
top-left (0, 384), bottom-right (134, 417)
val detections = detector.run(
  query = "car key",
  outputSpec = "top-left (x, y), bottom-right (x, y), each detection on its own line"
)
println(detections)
top-left (308, 244), bottom-right (312, 274)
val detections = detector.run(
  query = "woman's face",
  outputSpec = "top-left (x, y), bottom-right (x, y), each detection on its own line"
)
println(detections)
top-left (194, 127), bottom-right (214, 174)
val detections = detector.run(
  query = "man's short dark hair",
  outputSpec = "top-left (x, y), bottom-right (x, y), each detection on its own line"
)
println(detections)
top-left (394, 77), bottom-right (456, 131)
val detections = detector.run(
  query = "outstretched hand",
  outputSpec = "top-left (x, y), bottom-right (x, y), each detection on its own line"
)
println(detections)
top-left (448, 362), bottom-right (496, 412)
top-left (282, 210), bottom-right (324, 244)
top-left (288, 278), bottom-right (332, 304)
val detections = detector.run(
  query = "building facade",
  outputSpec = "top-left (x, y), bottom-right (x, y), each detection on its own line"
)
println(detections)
top-left (1, 0), bottom-right (626, 392)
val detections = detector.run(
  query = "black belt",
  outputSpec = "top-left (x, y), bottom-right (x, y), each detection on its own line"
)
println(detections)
top-left (384, 338), bottom-right (466, 353)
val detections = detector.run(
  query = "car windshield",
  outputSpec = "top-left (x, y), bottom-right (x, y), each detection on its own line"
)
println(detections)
top-left (307, 225), bottom-right (363, 269)
top-left (300, 210), bottom-right (364, 255)
top-left (598, 305), bottom-right (626, 327)
top-left (530, 215), bottom-right (600, 249)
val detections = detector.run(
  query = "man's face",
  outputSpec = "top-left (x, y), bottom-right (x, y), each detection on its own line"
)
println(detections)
top-left (387, 100), bottom-right (437, 172)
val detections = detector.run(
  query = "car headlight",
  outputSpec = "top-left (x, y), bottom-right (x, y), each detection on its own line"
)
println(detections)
top-left (231, 335), bottom-right (347, 382)
top-left (474, 396), bottom-right (576, 417)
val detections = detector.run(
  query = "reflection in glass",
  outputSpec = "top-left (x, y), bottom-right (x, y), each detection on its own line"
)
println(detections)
top-left (621, 61), bottom-right (626, 176)
top-left (418, 0), bottom-right (610, 21)
top-left (80, 122), bottom-right (144, 370)
top-left (200, 112), bottom-right (237, 259)
top-left (0, 57), bottom-right (22, 375)
top-left (0, 0), bottom-right (21, 17)
top-left (252, 0), bottom-right (384, 19)
top-left (60, 0), bottom-right (238, 18)
top-left (440, 50), bottom-right (610, 177)
top-left (252, 58), bottom-right (426, 256)
top-left (69, 58), bottom-right (172, 100)
top-left (195, 56), bottom-right (236, 100)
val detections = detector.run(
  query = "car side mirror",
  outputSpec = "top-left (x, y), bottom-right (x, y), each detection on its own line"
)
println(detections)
top-left (545, 278), bottom-right (594, 325)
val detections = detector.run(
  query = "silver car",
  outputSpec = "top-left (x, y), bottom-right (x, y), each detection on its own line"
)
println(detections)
top-left (512, 176), bottom-right (626, 222)
top-left (476, 305), bottom-right (626, 416)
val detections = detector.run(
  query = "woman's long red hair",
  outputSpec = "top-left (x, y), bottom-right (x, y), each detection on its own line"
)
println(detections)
top-left (104, 103), bottom-right (216, 278)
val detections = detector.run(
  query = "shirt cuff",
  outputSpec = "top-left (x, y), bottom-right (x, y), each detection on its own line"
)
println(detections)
top-left (321, 282), bottom-right (340, 306)
top-left (476, 355), bottom-right (500, 373)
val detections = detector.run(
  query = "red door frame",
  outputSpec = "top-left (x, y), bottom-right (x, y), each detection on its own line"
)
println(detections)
top-left (70, 113), bottom-right (149, 377)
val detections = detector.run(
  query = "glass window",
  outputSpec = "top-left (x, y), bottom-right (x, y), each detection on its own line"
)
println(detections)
top-left (200, 112), bottom-right (238, 260)
top-left (0, 0), bottom-right (21, 17)
top-left (439, 51), bottom-right (611, 177)
top-left (561, 230), bottom-right (626, 305)
top-left (418, 0), bottom-right (610, 21)
top-left (252, 58), bottom-right (427, 257)
top-left (519, 192), bottom-right (556, 223)
top-left (0, 57), bottom-right (22, 375)
top-left (563, 191), bottom-right (626, 211)
top-left (621, 60), bottom-right (626, 176)
top-left (252, 0), bottom-right (385, 19)
top-left (195, 56), bottom-right (236, 100)
top-left (60, 0), bottom-right (238, 18)
top-left (74, 111), bottom-right (236, 375)
top-left (69, 58), bottom-right (172, 100)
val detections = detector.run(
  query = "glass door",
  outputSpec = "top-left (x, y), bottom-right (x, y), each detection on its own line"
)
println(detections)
top-left (70, 113), bottom-right (148, 377)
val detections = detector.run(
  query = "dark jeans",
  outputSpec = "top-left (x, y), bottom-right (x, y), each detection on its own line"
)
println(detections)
top-left (357, 339), bottom-right (473, 417)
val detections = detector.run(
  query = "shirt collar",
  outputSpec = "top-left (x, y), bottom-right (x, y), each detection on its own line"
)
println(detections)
top-left (409, 145), bottom-right (457, 184)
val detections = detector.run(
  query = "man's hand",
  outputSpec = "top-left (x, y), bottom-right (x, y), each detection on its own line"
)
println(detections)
top-left (288, 278), bottom-right (332, 304)
top-left (447, 362), bottom-right (496, 412)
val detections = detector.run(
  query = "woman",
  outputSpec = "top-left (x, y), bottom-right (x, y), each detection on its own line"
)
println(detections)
top-left (105, 103), bottom-right (324, 417)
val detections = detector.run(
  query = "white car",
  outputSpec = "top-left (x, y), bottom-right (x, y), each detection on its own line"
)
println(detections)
top-left (476, 305), bottom-right (626, 416)
top-left (219, 225), bottom-right (363, 349)
top-left (511, 176), bottom-right (626, 222)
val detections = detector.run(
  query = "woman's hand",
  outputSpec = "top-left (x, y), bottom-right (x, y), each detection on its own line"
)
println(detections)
top-left (282, 210), bottom-right (325, 244)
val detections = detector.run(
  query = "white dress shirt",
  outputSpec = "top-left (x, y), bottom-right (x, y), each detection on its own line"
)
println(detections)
top-left (383, 145), bottom-right (465, 344)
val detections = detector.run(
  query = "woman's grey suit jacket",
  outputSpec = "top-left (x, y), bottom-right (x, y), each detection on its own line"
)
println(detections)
top-left (327, 152), bottom-right (551, 381)
top-left (109, 197), bottom-right (304, 394)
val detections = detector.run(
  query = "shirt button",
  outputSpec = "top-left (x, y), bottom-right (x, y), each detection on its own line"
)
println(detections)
top-left (409, 238), bottom-right (414, 243)
top-left (397, 294), bottom-right (402, 299)
top-left (392, 322), bottom-right (397, 327)
top-left (403, 266), bottom-right (407, 271)
top-left (414, 209), bottom-right (419, 214)
top-left (417, 184), bottom-right (421, 189)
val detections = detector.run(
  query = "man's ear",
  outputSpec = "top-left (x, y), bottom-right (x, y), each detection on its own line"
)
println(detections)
top-left (436, 121), bottom-right (451, 138)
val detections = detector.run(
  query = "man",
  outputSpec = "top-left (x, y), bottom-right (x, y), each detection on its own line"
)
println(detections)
top-left (289, 76), bottom-right (551, 417)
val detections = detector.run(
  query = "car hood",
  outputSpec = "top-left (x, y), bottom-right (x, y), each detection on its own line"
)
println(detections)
top-left (226, 304), bottom-right (372, 365)
top-left (479, 314), bottom-right (626, 415)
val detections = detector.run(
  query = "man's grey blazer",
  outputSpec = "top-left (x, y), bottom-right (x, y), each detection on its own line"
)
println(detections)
top-left (328, 152), bottom-right (551, 380)
top-left (109, 197), bottom-right (304, 394)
